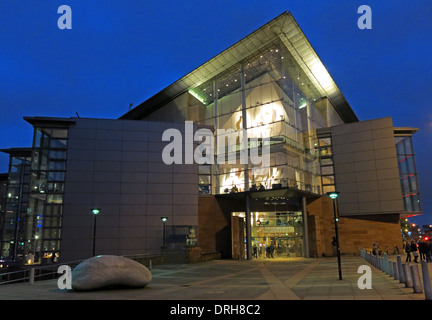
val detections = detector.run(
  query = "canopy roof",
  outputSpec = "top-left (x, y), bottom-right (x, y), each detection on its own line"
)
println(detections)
top-left (120, 11), bottom-right (358, 123)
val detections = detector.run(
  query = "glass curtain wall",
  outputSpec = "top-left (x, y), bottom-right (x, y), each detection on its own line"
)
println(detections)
top-left (395, 136), bottom-right (421, 213)
top-left (189, 40), bottom-right (332, 195)
top-left (1, 154), bottom-right (31, 261)
top-left (317, 134), bottom-right (336, 194)
top-left (28, 127), bottom-right (68, 264)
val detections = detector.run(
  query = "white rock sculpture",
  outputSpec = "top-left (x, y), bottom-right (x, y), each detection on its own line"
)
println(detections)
top-left (71, 255), bottom-right (152, 291)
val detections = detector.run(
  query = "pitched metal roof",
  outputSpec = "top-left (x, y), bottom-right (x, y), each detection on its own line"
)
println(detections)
top-left (120, 11), bottom-right (358, 123)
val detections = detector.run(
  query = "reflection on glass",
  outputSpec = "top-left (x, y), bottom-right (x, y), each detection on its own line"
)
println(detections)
top-left (395, 136), bottom-right (421, 213)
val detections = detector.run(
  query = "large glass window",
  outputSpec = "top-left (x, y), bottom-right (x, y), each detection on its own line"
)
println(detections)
top-left (25, 125), bottom-right (69, 264)
top-left (395, 136), bottom-right (421, 213)
top-left (0, 153), bottom-right (31, 261)
top-left (235, 211), bottom-right (304, 258)
top-left (317, 134), bottom-right (335, 194)
top-left (188, 41), bottom-right (333, 196)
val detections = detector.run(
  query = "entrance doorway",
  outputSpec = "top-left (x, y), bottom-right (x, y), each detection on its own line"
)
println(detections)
top-left (232, 211), bottom-right (304, 259)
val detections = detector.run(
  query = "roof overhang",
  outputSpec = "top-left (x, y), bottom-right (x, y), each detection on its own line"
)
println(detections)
top-left (0, 147), bottom-right (33, 157)
top-left (120, 11), bottom-right (358, 123)
top-left (394, 127), bottom-right (419, 136)
top-left (23, 116), bottom-right (76, 127)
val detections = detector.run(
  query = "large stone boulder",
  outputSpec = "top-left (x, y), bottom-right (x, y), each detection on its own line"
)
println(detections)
top-left (72, 255), bottom-right (152, 291)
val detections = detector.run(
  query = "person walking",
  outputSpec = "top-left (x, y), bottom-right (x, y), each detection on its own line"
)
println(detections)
top-left (411, 241), bottom-right (419, 263)
top-left (405, 241), bottom-right (412, 262)
top-left (253, 245), bottom-right (258, 259)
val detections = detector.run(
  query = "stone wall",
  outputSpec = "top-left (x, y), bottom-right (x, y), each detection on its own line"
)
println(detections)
top-left (307, 197), bottom-right (403, 257)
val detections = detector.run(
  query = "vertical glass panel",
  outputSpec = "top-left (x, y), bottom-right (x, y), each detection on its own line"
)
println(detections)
top-left (49, 139), bottom-right (67, 149)
top-left (51, 129), bottom-right (68, 139)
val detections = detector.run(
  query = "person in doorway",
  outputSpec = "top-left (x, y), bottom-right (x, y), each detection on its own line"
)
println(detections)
top-left (405, 241), bottom-right (412, 262)
top-left (269, 244), bottom-right (275, 258)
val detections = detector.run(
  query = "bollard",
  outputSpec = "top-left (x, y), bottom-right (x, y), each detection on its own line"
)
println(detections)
top-left (410, 265), bottom-right (422, 293)
top-left (29, 268), bottom-right (35, 286)
top-left (393, 261), bottom-right (399, 281)
top-left (389, 260), bottom-right (393, 277)
top-left (403, 263), bottom-right (413, 288)
top-left (149, 259), bottom-right (152, 270)
top-left (388, 260), bottom-right (391, 275)
top-left (421, 261), bottom-right (432, 300)
top-left (397, 256), bottom-right (405, 283)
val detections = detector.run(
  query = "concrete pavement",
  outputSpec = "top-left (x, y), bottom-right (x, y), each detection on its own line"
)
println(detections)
top-left (0, 255), bottom-right (429, 300)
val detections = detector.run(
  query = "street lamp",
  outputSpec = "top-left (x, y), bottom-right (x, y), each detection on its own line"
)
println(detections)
top-left (91, 208), bottom-right (100, 256)
top-left (161, 217), bottom-right (168, 249)
top-left (327, 191), bottom-right (342, 280)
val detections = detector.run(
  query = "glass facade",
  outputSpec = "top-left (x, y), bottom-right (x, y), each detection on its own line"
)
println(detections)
top-left (0, 127), bottom-right (69, 264)
top-left (188, 40), bottom-right (344, 197)
top-left (395, 136), bottom-right (421, 213)
top-left (1, 152), bottom-right (31, 262)
top-left (28, 127), bottom-right (68, 263)
top-left (317, 133), bottom-right (336, 195)
top-left (251, 211), bottom-right (304, 258)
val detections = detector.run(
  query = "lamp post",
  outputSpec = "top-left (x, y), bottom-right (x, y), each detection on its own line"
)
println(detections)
top-left (91, 208), bottom-right (100, 256)
top-left (161, 217), bottom-right (168, 249)
top-left (327, 191), bottom-right (342, 280)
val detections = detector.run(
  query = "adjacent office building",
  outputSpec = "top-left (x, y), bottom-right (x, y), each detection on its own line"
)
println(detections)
top-left (0, 12), bottom-right (422, 265)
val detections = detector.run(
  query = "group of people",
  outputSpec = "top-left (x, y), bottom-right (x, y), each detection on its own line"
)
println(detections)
top-left (372, 241), bottom-right (432, 263)
top-left (404, 240), bottom-right (432, 263)
top-left (252, 244), bottom-right (275, 258)
top-left (371, 243), bottom-right (400, 256)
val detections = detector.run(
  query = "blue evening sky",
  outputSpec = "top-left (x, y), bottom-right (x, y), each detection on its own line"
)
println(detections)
top-left (0, 1), bottom-right (431, 225)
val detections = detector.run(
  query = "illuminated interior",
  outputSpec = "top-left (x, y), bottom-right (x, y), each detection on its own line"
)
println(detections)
top-left (233, 210), bottom-right (304, 258)
top-left (188, 42), bottom-right (345, 195)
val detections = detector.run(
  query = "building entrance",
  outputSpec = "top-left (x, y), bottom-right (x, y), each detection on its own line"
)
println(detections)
top-left (232, 211), bottom-right (304, 259)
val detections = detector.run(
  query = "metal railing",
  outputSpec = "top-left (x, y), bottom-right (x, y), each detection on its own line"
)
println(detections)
top-left (360, 248), bottom-right (432, 300)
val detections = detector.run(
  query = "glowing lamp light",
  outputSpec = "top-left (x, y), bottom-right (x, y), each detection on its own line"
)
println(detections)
top-left (161, 217), bottom-right (168, 222)
top-left (91, 208), bottom-right (100, 215)
top-left (327, 191), bottom-right (340, 200)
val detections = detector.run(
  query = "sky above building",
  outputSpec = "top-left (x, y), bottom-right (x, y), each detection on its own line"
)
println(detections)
top-left (0, 0), bottom-right (431, 225)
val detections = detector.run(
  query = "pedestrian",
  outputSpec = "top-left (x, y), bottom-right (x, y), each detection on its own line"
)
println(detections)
top-left (372, 243), bottom-right (378, 255)
top-left (405, 241), bottom-right (412, 262)
top-left (411, 241), bottom-right (419, 263)
top-left (269, 244), bottom-right (275, 258)
top-left (426, 241), bottom-right (432, 263)
top-left (420, 241), bottom-right (428, 261)
top-left (253, 245), bottom-right (258, 259)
